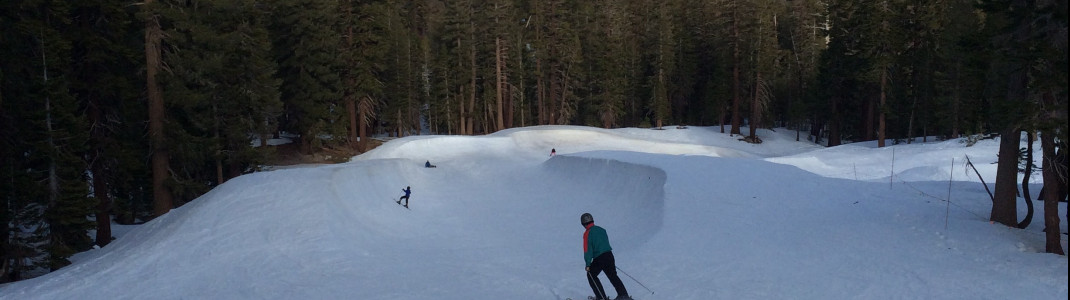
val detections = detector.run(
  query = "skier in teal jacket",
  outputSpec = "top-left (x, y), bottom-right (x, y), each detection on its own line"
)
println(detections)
top-left (581, 213), bottom-right (631, 300)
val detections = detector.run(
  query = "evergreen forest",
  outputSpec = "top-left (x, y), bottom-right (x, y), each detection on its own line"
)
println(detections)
top-left (1, 0), bottom-right (1066, 282)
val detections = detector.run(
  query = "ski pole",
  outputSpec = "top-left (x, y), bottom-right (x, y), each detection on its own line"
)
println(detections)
top-left (587, 270), bottom-right (609, 300)
top-left (616, 266), bottom-right (654, 295)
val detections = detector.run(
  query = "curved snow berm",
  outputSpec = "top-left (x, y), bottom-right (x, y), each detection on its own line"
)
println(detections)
top-left (356, 125), bottom-right (755, 164)
top-left (541, 154), bottom-right (667, 249)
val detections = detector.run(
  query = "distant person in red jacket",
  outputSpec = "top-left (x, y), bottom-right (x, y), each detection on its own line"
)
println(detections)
top-left (551, 148), bottom-right (556, 156)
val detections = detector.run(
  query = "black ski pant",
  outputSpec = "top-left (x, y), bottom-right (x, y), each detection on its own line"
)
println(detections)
top-left (586, 251), bottom-right (628, 300)
top-left (398, 195), bottom-right (409, 206)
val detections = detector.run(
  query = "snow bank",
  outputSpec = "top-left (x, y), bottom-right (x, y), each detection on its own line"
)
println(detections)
top-left (1, 126), bottom-right (1064, 300)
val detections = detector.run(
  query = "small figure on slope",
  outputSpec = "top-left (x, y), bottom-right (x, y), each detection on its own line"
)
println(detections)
top-left (551, 148), bottom-right (556, 156)
top-left (425, 160), bottom-right (437, 168)
top-left (581, 213), bottom-right (631, 300)
top-left (397, 186), bottom-right (411, 208)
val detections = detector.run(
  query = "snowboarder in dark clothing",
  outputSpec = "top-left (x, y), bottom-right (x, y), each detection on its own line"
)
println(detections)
top-left (397, 186), bottom-right (411, 208)
top-left (581, 213), bottom-right (631, 300)
top-left (425, 160), bottom-right (437, 168)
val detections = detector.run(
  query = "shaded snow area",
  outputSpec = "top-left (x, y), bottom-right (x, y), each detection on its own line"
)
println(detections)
top-left (1, 126), bottom-right (1066, 299)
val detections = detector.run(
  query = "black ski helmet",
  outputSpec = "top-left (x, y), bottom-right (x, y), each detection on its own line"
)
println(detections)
top-left (580, 213), bottom-right (594, 226)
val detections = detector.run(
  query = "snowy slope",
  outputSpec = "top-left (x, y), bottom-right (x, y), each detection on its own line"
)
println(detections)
top-left (0, 125), bottom-right (1065, 299)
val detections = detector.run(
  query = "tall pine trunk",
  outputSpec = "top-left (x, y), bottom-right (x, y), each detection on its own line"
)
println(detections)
top-left (458, 86), bottom-right (466, 135)
top-left (730, 8), bottom-right (742, 135)
top-left (828, 96), bottom-right (841, 146)
top-left (749, 71), bottom-right (760, 139)
top-left (991, 129), bottom-right (1021, 226)
top-left (468, 40), bottom-right (476, 134)
top-left (550, 71), bottom-right (558, 125)
top-left (495, 37), bottom-right (505, 132)
top-left (89, 100), bottom-right (111, 247)
top-left (516, 36), bottom-right (525, 127)
top-left (457, 38), bottom-right (467, 134)
top-left (536, 57), bottom-right (545, 125)
top-left (951, 62), bottom-right (961, 138)
top-left (347, 97), bottom-right (357, 149)
top-left (42, 33), bottom-right (60, 250)
top-left (534, 4), bottom-right (546, 126)
top-left (907, 96), bottom-right (917, 144)
top-left (213, 104), bottom-right (224, 185)
top-left (719, 101), bottom-right (727, 133)
top-left (878, 69), bottom-right (887, 147)
top-left (1040, 90), bottom-right (1065, 255)
top-left (145, 0), bottom-right (172, 217)
top-left (1039, 130), bottom-right (1064, 254)
top-left (344, 2), bottom-right (358, 150)
top-left (865, 94), bottom-right (874, 141)
top-left (358, 95), bottom-right (370, 151)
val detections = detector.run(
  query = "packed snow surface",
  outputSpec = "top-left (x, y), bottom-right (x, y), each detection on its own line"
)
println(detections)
top-left (1, 125), bottom-right (1066, 299)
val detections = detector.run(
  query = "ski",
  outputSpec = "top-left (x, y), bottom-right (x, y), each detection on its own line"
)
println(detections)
top-left (565, 296), bottom-right (636, 300)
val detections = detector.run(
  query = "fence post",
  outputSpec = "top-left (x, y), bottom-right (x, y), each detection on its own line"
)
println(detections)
top-left (945, 158), bottom-right (955, 231)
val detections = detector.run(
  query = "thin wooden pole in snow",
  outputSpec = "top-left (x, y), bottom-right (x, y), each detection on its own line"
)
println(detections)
top-left (890, 147), bottom-right (896, 189)
top-left (945, 158), bottom-right (955, 231)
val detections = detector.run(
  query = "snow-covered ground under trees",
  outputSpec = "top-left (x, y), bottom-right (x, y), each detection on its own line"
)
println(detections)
top-left (1, 125), bottom-right (1066, 299)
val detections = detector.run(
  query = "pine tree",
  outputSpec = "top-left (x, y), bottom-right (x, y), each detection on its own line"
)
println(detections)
top-left (341, 0), bottom-right (388, 150)
top-left (818, 0), bottom-right (869, 146)
top-left (266, 0), bottom-right (345, 152)
top-left (0, 2), bottom-right (54, 279)
top-left (670, 0), bottom-right (703, 126)
top-left (1032, 0), bottom-right (1067, 255)
top-left (900, 0), bottom-right (948, 144)
top-left (424, 0), bottom-right (455, 133)
top-left (510, 0), bottom-right (534, 128)
top-left (781, 0), bottom-right (825, 141)
top-left (143, 0), bottom-right (173, 217)
top-left (982, 0), bottom-right (1031, 227)
top-left (691, 0), bottom-right (729, 131)
top-left (380, 0), bottom-right (426, 137)
top-left (586, 0), bottom-right (634, 128)
top-left (0, 0), bottom-right (94, 275)
top-left (439, 0), bottom-right (479, 133)
top-left (40, 3), bottom-right (93, 272)
top-left (69, 0), bottom-right (143, 247)
top-left (534, 0), bottom-right (582, 125)
top-left (157, 0), bottom-right (283, 200)
top-left (937, 0), bottom-right (989, 138)
top-left (204, 0), bottom-right (282, 181)
top-left (724, 0), bottom-right (747, 135)
top-left (745, 0), bottom-right (783, 142)
top-left (488, 0), bottom-right (516, 132)
top-left (981, 0), bottom-right (1066, 253)
top-left (649, 0), bottom-right (677, 129)
top-left (862, 0), bottom-right (901, 147)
